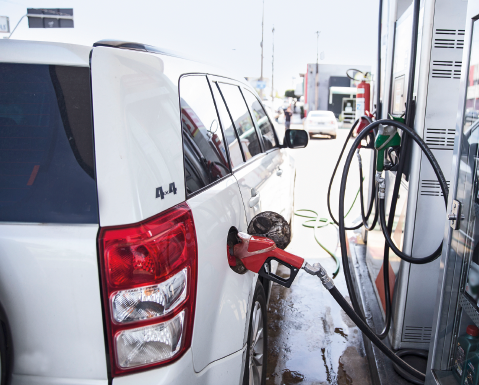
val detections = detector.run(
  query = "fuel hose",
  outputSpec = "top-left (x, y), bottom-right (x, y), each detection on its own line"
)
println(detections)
top-left (296, 116), bottom-right (375, 277)
top-left (303, 261), bottom-right (426, 381)
top-left (327, 118), bottom-right (406, 342)
top-left (335, 119), bottom-right (448, 381)
top-left (358, 149), bottom-right (378, 231)
top-left (326, 116), bottom-right (376, 231)
top-left (329, 286), bottom-right (426, 381)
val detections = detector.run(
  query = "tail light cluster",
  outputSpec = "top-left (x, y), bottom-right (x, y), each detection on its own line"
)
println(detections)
top-left (98, 203), bottom-right (197, 376)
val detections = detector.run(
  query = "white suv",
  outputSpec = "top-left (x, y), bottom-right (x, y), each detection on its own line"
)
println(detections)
top-left (0, 39), bottom-right (306, 385)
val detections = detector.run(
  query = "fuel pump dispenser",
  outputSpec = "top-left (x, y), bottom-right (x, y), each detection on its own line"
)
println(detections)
top-left (360, 0), bottom-right (467, 357)
top-left (227, 111), bottom-right (449, 383)
top-left (426, 0), bottom-right (479, 383)
top-left (228, 0), bottom-right (479, 383)
top-left (226, 0), bottom-right (465, 377)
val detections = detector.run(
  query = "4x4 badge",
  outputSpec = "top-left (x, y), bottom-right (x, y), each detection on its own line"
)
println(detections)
top-left (156, 182), bottom-right (177, 199)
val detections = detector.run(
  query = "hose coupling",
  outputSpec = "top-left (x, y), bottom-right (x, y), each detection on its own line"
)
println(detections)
top-left (303, 262), bottom-right (335, 290)
top-left (376, 172), bottom-right (386, 199)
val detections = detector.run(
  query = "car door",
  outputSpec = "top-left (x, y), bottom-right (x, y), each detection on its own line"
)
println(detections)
top-left (178, 74), bottom-right (254, 373)
top-left (242, 88), bottom-right (293, 220)
top-left (211, 79), bottom-right (282, 224)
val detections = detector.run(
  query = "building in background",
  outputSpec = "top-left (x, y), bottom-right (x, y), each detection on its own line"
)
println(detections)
top-left (304, 64), bottom-right (371, 120)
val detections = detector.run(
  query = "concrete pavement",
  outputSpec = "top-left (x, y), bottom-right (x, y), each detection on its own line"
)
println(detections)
top-left (266, 124), bottom-right (372, 385)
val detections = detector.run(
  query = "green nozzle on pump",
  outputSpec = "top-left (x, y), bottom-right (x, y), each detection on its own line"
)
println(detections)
top-left (375, 122), bottom-right (401, 172)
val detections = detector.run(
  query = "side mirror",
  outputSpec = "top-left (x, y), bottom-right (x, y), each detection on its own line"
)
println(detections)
top-left (284, 129), bottom-right (308, 148)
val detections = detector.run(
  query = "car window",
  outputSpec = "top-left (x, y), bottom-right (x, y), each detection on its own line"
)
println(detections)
top-left (243, 90), bottom-right (278, 151)
top-left (180, 75), bottom-right (230, 196)
top-left (211, 82), bottom-right (245, 168)
top-left (0, 63), bottom-right (98, 223)
top-left (217, 83), bottom-right (262, 160)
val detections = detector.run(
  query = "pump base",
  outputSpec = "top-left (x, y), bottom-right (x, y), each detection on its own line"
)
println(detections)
top-left (345, 231), bottom-right (414, 385)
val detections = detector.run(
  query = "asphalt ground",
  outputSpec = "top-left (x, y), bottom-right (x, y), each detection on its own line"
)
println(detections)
top-left (265, 121), bottom-right (373, 385)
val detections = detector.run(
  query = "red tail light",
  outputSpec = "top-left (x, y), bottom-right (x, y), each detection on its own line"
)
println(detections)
top-left (98, 203), bottom-right (197, 376)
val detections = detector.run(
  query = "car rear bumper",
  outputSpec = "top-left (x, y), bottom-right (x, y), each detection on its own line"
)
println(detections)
top-left (307, 125), bottom-right (337, 135)
top-left (11, 347), bottom-right (245, 385)
top-left (113, 347), bottom-right (245, 385)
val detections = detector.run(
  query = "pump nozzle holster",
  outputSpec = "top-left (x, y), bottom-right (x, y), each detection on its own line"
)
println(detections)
top-left (229, 232), bottom-right (304, 288)
top-left (375, 124), bottom-right (401, 172)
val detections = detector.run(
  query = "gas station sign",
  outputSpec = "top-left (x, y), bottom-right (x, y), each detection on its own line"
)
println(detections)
top-left (255, 81), bottom-right (266, 90)
top-left (0, 16), bottom-right (9, 33)
top-left (27, 9), bottom-right (74, 28)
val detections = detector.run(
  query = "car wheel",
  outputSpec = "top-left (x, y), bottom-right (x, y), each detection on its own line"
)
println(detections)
top-left (243, 283), bottom-right (267, 385)
top-left (330, 134), bottom-right (337, 139)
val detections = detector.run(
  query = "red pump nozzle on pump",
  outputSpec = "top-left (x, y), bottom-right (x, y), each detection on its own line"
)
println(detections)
top-left (229, 232), bottom-right (304, 288)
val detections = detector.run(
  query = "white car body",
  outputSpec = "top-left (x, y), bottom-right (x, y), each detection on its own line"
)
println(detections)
top-left (303, 110), bottom-right (338, 138)
top-left (0, 39), bottom-right (297, 385)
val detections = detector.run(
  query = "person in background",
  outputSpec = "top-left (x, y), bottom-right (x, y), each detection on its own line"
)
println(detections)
top-left (285, 106), bottom-right (292, 129)
top-left (274, 108), bottom-right (282, 122)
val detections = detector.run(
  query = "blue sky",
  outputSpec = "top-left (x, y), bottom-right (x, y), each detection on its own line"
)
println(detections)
top-left (0, 0), bottom-right (379, 94)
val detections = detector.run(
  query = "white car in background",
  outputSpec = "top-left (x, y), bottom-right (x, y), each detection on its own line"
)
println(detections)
top-left (303, 110), bottom-right (338, 139)
top-left (0, 39), bottom-right (307, 385)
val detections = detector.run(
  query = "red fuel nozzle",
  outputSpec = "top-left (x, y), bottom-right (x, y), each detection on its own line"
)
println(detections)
top-left (230, 232), bottom-right (304, 288)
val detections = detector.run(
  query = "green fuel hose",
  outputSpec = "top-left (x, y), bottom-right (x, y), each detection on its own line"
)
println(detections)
top-left (294, 185), bottom-right (361, 277)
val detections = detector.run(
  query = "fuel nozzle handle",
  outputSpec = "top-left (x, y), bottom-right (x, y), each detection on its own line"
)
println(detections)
top-left (231, 232), bottom-right (304, 288)
top-left (375, 124), bottom-right (401, 172)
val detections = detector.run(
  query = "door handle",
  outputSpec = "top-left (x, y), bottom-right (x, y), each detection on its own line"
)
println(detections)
top-left (249, 188), bottom-right (260, 208)
top-left (277, 168), bottom-right (283, 176)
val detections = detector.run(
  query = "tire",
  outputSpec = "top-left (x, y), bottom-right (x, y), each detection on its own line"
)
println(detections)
top-left (330, 134), bottom-right (337, 139)
top-left (243, 283), bottom-right (267, 385)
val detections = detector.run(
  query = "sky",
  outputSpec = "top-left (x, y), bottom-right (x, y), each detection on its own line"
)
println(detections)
top-left (0, 0), bottom-right (379, 95)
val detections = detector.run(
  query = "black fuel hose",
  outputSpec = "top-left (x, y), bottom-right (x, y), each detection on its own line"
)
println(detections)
top-left (327, 285), bottom-right (425, 381)
top-left (379, 193), bottom-right (445, 263)
top-left (327, 116), bottom-right (375, 230)
top-left (358, 149), bottom-right (378, 231)
top-left (338, 119), bottom-right (448, 344)
top-left (327, 119), bottom-right (362, 230)
top-left (375, 128), bottom-right (412, 340)
top-left (376, 123), bottom-right (448, 265)
top-left (392, 349), bottom-right (429, 385)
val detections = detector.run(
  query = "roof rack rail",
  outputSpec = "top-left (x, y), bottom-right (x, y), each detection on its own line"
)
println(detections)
top-left (93, 40), bottom-right (186, 59)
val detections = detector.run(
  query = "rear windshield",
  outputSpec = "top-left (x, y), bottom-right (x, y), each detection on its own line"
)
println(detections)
top-left (0, 63), bottom-right (98, 223)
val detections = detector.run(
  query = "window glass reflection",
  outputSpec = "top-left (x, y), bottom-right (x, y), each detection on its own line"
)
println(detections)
top-left (180, 76), bottom-right (230, 195)
top-left (0, 63), bottom-right (98, 223)
top-left (211, 83), bottom-right (244, 168)
top-left (217, 83), bottom-right (262, 159)
top-left (243, 90), bottom-right (278, 151)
